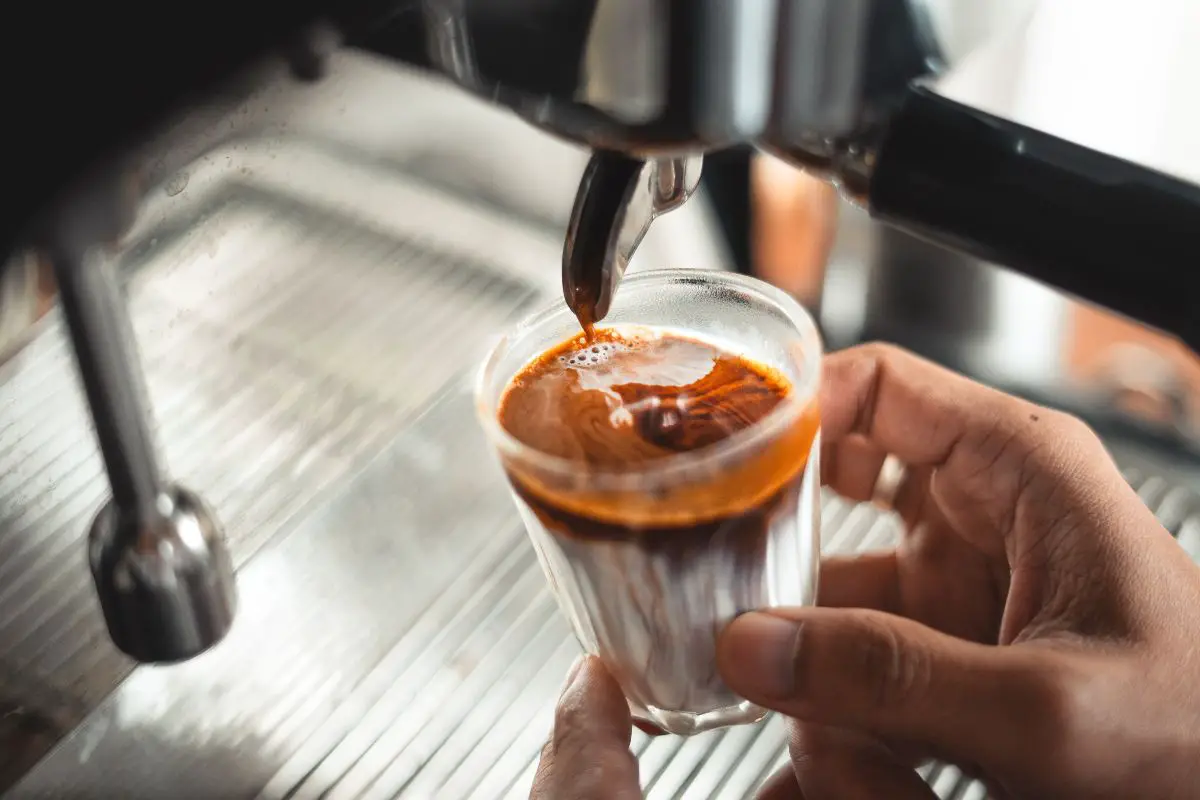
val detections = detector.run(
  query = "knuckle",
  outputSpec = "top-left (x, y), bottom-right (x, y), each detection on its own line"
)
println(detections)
top-left (552, 687), bottom-right (590, 738)
top-left (1001, 655), bottom-right (1093, 772)
top-left (1035, 658), bottom-right (1093, 731)
top-left (1008, 406), bottom-right (1103, 481)
top-left (857, 341), bottom-right (908, 369)
top-left (788, 720), bottom-right (853, 794)
top-left (549, 727), bottom-right (582, 759)
top-left (549, 687), bottom-right (599, 765)
top-left (855, 614), bottom-right (930, 711)
top-left (1023, 406), bottom-right (1098, 450)
top-left (953, 402), bottom-right (1099, 539)
top-left (786, 726), bottom-right (825, 786)
top-left (541, 719), bottom-right (639, 799)
top-left (791, 612), bottom-right (933, 716)
top-left (1008, 408), bottom-right (1101, 530)
top-left (789, 719), bottom-right (835, 765)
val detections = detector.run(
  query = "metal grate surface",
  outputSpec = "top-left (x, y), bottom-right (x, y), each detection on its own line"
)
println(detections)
top-left (0, 180), bottom-right (537, 792)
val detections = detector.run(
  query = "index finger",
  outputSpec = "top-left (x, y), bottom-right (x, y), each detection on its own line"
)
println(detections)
top-left (820, 343), bottom-right (1037, 467)
top-left (819, 343), bottom-right (1152, 570)
top-left (531, 656), bottom-right (641, 800)
top-left (818, 344), bottom-right (1082, 548)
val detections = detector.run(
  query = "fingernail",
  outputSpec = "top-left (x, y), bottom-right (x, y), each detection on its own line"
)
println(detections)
top-left (559, 655), bottom-right (587, 698)
top-left (719, 612), bottom-right (800, 700)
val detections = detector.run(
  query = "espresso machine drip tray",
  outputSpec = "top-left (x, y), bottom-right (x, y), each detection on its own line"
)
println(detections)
top-left (3, 143), bottom-right (1200, 800)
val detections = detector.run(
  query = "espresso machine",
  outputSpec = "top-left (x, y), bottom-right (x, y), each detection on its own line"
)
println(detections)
top-left (4, 1), bottom-right (1200, 796)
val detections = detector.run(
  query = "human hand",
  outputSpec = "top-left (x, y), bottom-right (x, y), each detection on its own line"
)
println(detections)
top-left (530, 656), bottom-right (641, 800)
top-left (716, 343), bottom-right (1200, 799)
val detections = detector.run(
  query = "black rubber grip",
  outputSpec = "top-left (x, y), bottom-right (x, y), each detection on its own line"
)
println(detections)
top-left (869, 85), bottom-right (1200, 351)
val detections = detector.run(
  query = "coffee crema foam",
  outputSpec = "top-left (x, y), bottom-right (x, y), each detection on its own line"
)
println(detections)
top-left (497, 326), bottom-right (820, 530)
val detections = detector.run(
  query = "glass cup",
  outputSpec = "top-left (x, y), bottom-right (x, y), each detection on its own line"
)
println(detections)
top-left (475, 269), bottom-right (822, 736)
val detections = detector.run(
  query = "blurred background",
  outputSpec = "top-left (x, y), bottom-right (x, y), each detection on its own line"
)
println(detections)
top-left (747, 0), bottom-right (1200, 451)
top-left (3, 1), bottom-right (1200, 798)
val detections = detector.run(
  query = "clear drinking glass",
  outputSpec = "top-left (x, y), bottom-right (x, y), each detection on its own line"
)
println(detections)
top-left (475, 269), bottom-right (822, 736)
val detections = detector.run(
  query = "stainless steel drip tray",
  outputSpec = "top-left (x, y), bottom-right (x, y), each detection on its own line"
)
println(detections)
top-left (0, 138), bottom-right (550, 794)
top-left (11, 380), bottom-right (539, 799)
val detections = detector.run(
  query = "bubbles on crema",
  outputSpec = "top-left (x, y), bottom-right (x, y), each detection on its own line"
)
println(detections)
top-left (558, 341), bottom-right (626, 369)
top-left (552, 335), bottom-right (719, 392)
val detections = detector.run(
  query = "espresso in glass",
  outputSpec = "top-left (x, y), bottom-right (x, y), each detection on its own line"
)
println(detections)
top-left (477, 270), bottom-right (822, 735)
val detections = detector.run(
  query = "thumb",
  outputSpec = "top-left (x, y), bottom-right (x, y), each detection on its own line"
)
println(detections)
top-left (717, 608), bottom-right (1070, 773)
top-left (532, 655), bottom-right (641, 800)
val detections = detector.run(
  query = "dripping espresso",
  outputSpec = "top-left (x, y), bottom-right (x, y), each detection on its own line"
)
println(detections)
top-left (496, 326), bottom-right (821, 734)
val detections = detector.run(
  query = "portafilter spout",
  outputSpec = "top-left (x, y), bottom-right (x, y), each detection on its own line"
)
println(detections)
top-left (562, 152), bottom-right (702, 335)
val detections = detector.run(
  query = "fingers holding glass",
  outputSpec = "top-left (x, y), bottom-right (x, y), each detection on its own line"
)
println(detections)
top-left (820, 343), bottom-right (1111, 560)
top-left (716, 606), bottom-right (1068, 775)
top-left (531, 656), bottom-right (641, 800)
top-left (787, 722), bottom-right (938, 800)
